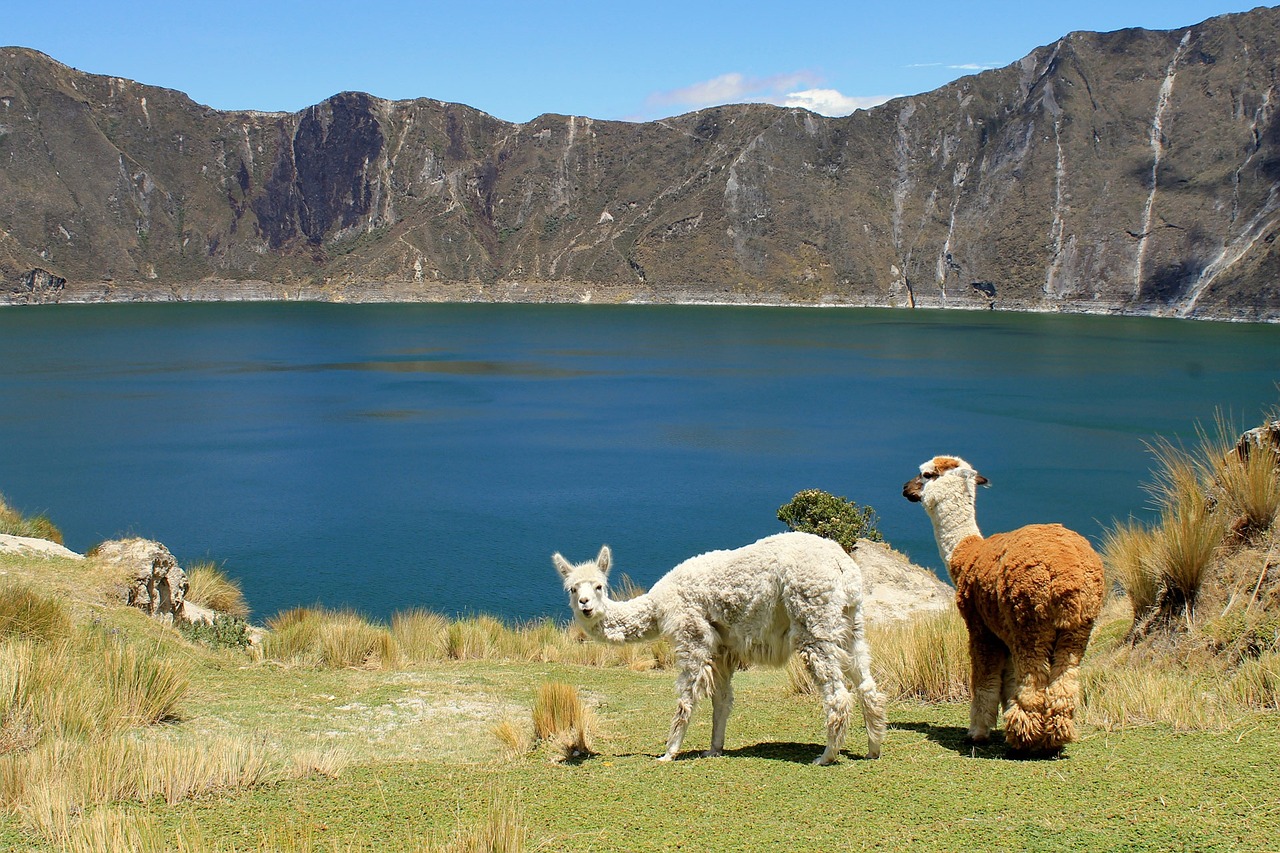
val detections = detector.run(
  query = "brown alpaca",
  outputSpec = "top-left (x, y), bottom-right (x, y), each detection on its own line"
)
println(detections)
top-left (903, 456), bottom-right (1104, 755)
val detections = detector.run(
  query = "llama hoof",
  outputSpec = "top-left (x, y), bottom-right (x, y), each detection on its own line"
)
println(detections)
top-left (656, 753), bottom-right (675, 762)
top-left (963, 732), bottom-right (991, 745)
top-left (812, 752), bottom-right (838, 766)
top-left (700, 748), bottom-right (723, 758)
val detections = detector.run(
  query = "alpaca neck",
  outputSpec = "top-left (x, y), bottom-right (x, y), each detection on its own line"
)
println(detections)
top-left (925, 490), bottom-right (983, 567)
top-left (592, 594), bottom-right (662, 644)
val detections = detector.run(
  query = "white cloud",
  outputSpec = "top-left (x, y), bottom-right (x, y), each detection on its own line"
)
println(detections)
top-left (948, 63), bottom-right (998, 71)
top-left (641, 72), bottom-right (890, 119)
top-left (782, 88), bottom-right (895, 116)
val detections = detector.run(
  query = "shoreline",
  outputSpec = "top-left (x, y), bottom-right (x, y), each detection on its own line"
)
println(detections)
top-left (4, 277), bottom-right (1277, 324)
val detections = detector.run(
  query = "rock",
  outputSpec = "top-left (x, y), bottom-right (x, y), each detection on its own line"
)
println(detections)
top-left (0, 533), bottom-right (84, 560)
top-left (1234, 420), bottom-right (1280, 462)
top-left (90, 538), bottom-right (189, 624)
top-left (851, 538), bottom-right (954, 624)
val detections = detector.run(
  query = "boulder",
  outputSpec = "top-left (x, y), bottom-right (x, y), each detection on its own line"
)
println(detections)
top-left (850, 538), bottom-right (954, 624)
top-left (91, 538), bottom-right (189, 624)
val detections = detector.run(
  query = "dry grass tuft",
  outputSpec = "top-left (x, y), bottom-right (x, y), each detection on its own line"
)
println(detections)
top-left (0, 583), bottom-right (72, 643)
top-left (262, 607), bottom-right (398, 669)
top-left (392, 608), bottom-right (451, 663)
top-left (491, 718), bottom-right (533, 758)
top-left (184, 561), bottom-right (250, 619)
top-left (868, 610), bottom-right (970, 703)
top-left (531, 682), bottom-right (593, 761)
top-left (0, 494), bottom-right (63, 545)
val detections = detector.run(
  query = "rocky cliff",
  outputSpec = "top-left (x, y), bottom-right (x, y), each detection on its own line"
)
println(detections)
top-left (4, 7), bottom-right (1280, 319)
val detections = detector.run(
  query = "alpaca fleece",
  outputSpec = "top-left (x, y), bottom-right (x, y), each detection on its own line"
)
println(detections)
top-left (905, 456), bottom-right (1104, 755)
top-left (554, 531), bottom-right (887, 764)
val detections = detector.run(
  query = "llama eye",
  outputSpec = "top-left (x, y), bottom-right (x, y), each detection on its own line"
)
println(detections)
top-left (922, 471), bottom-right (937, 479)
top-left (595, 584), bottom-right (603, 592)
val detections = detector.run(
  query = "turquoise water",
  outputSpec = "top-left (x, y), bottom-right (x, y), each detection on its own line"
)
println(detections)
top-left (1, 302), bottom-right (1277, 622)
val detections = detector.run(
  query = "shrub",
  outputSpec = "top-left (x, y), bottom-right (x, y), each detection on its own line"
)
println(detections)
top-left (777, 489), bottom-right (882, 550)
top-left (178, 615), bottom-right (252, 650)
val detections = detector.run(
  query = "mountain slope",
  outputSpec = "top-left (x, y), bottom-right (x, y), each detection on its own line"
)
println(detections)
top-left (3, 7), bottom-right (1280, 319)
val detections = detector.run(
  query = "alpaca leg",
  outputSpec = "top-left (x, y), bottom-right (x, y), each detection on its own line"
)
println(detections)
top-left (843, 610), bottom-right (886, 759)
top-left (659, 639), bottom-right (715, 762)
top-left (705, 654), bottom-right (735, 757)
top-left (1042, 626), bottom-right (1092, 750)
top-left (1003, 633), bottom-right (1055, 752)
top-left (966, 627), bottom-right (1007, 744)
top-left (800, 641), bottom-right (852, 765)
top-left (659, 671), bottom-right (698, 761)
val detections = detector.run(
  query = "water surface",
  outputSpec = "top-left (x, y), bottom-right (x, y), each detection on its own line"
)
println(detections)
top-left (1, 303), bottom-right (1276, 622)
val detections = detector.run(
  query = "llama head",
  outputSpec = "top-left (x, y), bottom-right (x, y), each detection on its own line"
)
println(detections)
top-left (902, 455), bottom-right (989, 509)
top-left (552, 545), bottom-right (612, 625)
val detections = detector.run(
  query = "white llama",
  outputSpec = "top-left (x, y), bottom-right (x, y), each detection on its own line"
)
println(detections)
top-left (552, 531), bottom-right (887, 765)
top-left (903, 456), bottom-right (1104, 754)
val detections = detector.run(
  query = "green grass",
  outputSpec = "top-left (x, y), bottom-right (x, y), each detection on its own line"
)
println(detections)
top-left (142, 672), bottom-right (1280, 852)
top-left (1, 539), bottom-right (1279, 850)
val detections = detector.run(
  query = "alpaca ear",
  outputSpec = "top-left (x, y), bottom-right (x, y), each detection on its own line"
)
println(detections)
top-left (976, 474), bottom-right (990, 487)
top-left (596, 545), bottom-right (612, 576)
top-left (552, 552), bottom-right (574, 579)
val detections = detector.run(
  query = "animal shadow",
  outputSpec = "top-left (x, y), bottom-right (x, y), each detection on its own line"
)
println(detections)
top-left (616, 742), bottom-right (873, 763)
top-left (893, 721), bottom-right (1066, 761)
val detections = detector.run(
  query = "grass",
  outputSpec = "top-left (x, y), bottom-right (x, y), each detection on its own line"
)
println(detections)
top-left (185, 562), bottom-right (250, 619)
top-left (0, 494), bottom-right (62, 545)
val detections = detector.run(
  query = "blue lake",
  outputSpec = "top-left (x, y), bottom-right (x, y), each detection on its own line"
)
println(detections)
top-left (0, 302), bottom-right (1277, 623)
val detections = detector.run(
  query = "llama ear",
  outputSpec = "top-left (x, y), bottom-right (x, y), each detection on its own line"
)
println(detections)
top-left (975, 474), bottom-right (990, 487)
top-left (596, 545), bottom-right (612, 576)
top-left (552, 552), bottom-right (574, 579)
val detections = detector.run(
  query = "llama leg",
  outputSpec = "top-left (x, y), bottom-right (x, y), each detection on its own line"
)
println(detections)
top-left (705, 653), bottom-right (735, 757)
top-left (844, 610), bottom-right (886, 759)
top-left (1042, 626), bottom-right (1092, 750)
top-left (659, 668), bottom-right (698, 761)
top-left (659, 635), bottom-right (715, 762)
top-left (800, 641), bottom-right (852, 765)
top-left (966, 627), bottom-right (1007, 744)
top-left (1003, 632), bottom-right (1055, 753)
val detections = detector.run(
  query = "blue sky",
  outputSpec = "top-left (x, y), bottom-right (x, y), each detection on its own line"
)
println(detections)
top-left (5, 1), bottom-right (1270, 122)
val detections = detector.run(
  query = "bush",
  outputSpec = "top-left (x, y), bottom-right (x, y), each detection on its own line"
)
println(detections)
top-left (178, 615), bottom-right (252, 650)
top-left (777, 489), bottom-right (882, 551)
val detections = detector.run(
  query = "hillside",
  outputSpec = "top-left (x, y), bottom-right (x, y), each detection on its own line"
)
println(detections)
top-left (5, 8), bottom-right (1280, 319)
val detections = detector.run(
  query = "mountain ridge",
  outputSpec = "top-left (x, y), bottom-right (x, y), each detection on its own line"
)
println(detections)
top-left (4, 6), bottom-right (1280, 319)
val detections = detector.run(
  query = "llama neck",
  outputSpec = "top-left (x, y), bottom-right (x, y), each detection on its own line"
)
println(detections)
top-left (593, 594), bottom-right (662, 644)
top-left (925, 489), bottom-right (983, 567)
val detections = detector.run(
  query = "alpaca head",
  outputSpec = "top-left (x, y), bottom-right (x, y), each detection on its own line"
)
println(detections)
top-left (903, 456), bottom-right (989, 520)
top-left (903, 455), bottom-right (987, 502)
top-left (552, 545), bottom-right (613, 627)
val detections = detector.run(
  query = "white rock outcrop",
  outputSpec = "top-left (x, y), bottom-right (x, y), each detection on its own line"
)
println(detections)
top-left (850, 538), bottom-right (954, 624)
top-left (91, 537), bottom-right (189, 624)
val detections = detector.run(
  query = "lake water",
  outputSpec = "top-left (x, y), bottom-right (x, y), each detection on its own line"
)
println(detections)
top-left (1, 302), bottom-right (1278, 623)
